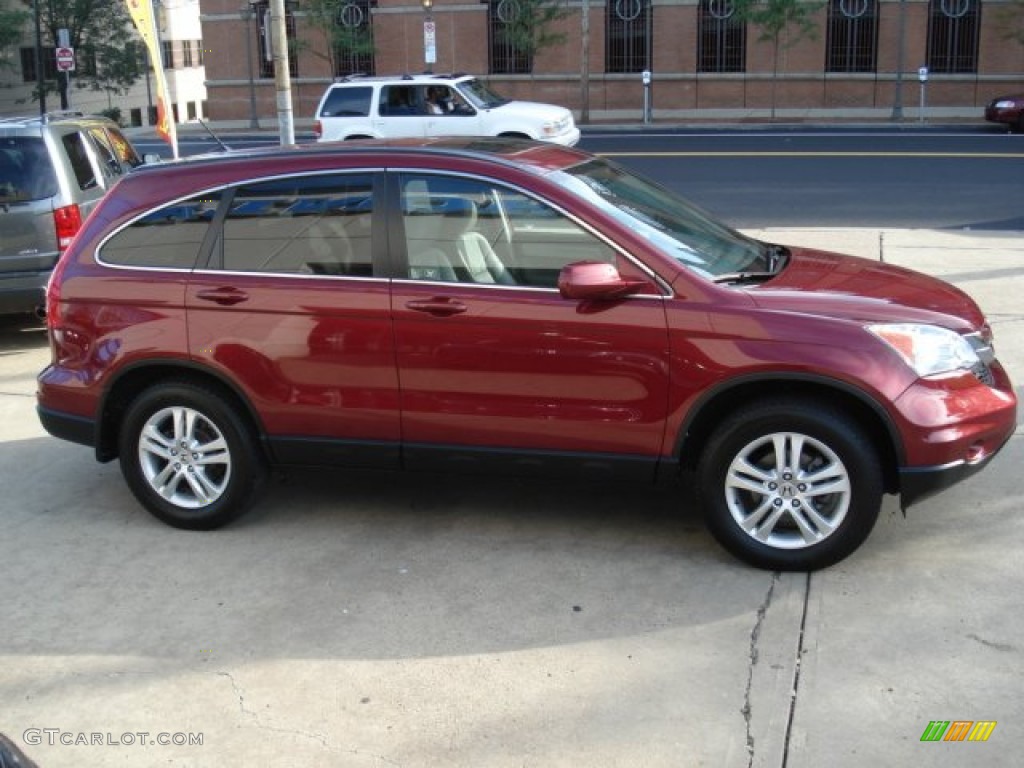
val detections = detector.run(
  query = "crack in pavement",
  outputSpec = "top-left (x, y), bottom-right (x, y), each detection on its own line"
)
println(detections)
top-left (781, 572), bottom-right (812, 768)
top-left (215, 671), bottom-right (404, 766)
top-left (743, 571), bottom-right (779, 768)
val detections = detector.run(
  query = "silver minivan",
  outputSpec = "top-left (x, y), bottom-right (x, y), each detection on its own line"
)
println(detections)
top-left (0, 112), bottom-right (142, 315)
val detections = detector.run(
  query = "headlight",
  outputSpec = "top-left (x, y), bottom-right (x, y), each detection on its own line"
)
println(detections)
top-left (867, 324), bottom-right (980, 378)
top-left (994, 100), bottom-right (1017, 109)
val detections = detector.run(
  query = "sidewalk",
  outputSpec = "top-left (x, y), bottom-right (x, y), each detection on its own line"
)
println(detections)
top-left (1, 228), bottom-right (1021, 767)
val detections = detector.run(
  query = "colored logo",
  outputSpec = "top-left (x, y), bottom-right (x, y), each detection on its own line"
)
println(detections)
top-left (921, 721), bottom-right (997, 742)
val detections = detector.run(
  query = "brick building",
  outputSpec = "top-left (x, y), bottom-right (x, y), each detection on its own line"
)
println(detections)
top-left (200, 0), bottom-right (1024, 124)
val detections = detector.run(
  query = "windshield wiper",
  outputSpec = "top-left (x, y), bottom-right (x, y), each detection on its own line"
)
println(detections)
top-left (711, 271), bottom-right (778, 285)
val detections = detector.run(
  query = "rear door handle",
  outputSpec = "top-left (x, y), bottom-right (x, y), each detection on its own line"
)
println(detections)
top-left (405, 298), bottom-right (467, 317)
top-left (196, 287), bottom-right (249, 306)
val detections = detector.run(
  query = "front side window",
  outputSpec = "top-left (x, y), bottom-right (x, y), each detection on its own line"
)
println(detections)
top-left (100, 192), bottom-right (222, 269)
top-left (220, 175), bottom-right (374, 276)
top-left (826, 0), bottom-right (878, 73)
top-left (399, 173), bottom-right (636, 289)
top-left (927, 0), bottom-right (980, 73)
top-left (606, 0), bottom-right (651, 74)
top-left (698, 0), bottom-right (746, 73)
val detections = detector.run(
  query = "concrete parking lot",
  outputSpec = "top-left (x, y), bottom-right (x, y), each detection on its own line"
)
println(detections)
top-left (2, 228), bottom-right (1022, 767)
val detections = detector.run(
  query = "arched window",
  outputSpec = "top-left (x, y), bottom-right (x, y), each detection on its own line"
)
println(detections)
top-left (826, 0), bottom-right (877, 73)
top-left (333, 0), bottom-right (375, 77)
top-left (606, 0), bottom-right (651, 74)
top-left (488, 0), bottom-right (532, 74)
top-left (698, 0), bottom-right (745, 74)
top-left (927, 0), bottom-right (980, 73)
top-left (253, 0), bottom-right (298, 79)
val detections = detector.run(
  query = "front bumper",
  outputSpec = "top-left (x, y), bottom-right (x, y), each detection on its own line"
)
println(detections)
top-left (899, 433), bottom-right (1012, 509)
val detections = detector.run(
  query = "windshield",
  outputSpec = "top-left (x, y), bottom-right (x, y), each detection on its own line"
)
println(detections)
top-left (457, 78), bottom-right (510, 110)
top-left (558, 158), bottom-right (770, 278)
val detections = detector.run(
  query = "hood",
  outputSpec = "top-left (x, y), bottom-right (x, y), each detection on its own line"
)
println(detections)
top-left (747, 247), bottom-right (985, 332)
top-left (496, 100), bottom-right (573, 121)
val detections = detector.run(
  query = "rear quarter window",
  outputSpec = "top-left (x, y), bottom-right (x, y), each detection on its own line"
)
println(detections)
top-left (100, 192), bottom-right (222, 269)
top-left (319, 86), bottom-right (372, 117)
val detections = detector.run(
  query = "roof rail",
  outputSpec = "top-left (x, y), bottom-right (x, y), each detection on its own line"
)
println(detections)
top-left (41, 110), bottom-right (87, 124)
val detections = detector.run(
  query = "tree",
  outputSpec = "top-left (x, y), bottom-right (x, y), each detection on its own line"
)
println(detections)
top-left (34, 0), bottom-right (145, 109)
top-left (502, 0), bottom-right (570, 73)
top-left (998, 0), bottom-right (1024, 47)
top-left (735, 0), bottom-right (823, 119)
top-left (0, 2), bottom-right (30, 72)
top-left (301, 0), bottom-right (375, 77)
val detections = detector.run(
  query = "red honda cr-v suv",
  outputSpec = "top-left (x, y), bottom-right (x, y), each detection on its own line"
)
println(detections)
top-left (37, 138), bottom-right (1016, 570)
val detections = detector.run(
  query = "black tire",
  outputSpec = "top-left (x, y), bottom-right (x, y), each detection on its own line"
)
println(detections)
top-left (118, 381), bottom-right (267, 530)
top-left (697, 398), bottom-right (883, 571)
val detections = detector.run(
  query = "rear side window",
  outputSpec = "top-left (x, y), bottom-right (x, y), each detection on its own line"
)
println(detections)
top-left (100, 192), bottom-right (222, 269)
top-left (107, 126), bottom-right (142, 168)
top-left (219, 174), bottom-right (375, 276)
top-left (0, 137), bottom-right (58, 202)
top-left (319, 86), bottom-right (372, 117)
top-left (62, 132), bottom-right (98, 191)
top-left (88, 127), bottom-right (123, 182)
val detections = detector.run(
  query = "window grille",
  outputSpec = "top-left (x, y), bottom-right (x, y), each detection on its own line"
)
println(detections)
top-left (254, 1), bottom-right (298, 78)
top-left (826, 0), bottom-right (878, 72)
top-left (606, 0), bottom-right (651, 74)
top-left (927, 0), bottom-right (979, 73)
top-left (488, 0), bottom-right (531, 74)
top-left (334, 0), bottom-right (375, 77)
top-left (698, 0), bottom-right (745, 73)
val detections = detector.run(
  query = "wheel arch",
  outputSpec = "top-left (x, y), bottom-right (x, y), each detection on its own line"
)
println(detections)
top-left (674, 374), bottom-right (904, 494)
top-left (95, 361), bottom-right (268, 463)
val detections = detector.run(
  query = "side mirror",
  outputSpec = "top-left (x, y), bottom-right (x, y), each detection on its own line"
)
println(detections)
top-left (557, 261), bottom-right (648, 301)
top-left (142, 153), bottom-right (163, 165)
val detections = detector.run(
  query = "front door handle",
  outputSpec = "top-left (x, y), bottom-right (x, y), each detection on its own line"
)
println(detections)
top-left (405, 298), bottom-right (467, 317)
top-left (195, 287), bottom-right (249, 306)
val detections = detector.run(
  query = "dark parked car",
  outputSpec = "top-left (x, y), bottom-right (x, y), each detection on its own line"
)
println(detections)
top-left (984, 92), bottom-right (1024, 132)
top-left (0, 112), bottom-right (142, 315)
top-left (36, 139), bottom-right (1016, 570)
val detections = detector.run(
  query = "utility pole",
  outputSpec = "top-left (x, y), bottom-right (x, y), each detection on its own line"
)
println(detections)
top-left (270, 0), bottom-right (295, 145)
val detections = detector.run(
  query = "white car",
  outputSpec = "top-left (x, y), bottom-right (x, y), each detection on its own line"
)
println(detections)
top-left (313, 74), bottom-right (580, 146)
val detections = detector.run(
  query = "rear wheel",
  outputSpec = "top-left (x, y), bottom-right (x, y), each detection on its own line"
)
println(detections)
top-left (697, 399), bottom-right (883, 570)
top-left (118, 381), bottom-right (266, 530)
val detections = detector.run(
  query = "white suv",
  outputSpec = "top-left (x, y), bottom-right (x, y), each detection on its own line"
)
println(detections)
top-left (313, 74), bottom-right (580, 146)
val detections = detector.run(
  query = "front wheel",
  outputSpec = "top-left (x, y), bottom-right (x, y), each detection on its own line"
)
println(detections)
top-left (118, 381), bottom-right (267, 530)
top-left (697, 399), bottom-right (883, 571)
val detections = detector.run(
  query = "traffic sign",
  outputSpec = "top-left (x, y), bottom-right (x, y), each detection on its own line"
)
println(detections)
top-left (55, 47), bottom-right (75, 73)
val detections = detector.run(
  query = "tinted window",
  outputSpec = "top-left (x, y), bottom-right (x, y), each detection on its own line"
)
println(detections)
top-left (221, 175), bottom-right (374, 276)
top-left (0, 137), bottom-right (58, 202)
top-left (319, 86), bottom-right (372, 117)
top-left (101, 192), bottom-right (221, 268)
top-left (107, 126), bottom-right (142, 168)
top-left (61, 132), bottom-right (97, 191)
top-left (88, 127), bottom-right (123, 182)
top-left (379, 86), bottom-right (418, 116)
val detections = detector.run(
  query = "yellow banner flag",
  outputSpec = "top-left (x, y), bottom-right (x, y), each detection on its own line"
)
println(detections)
top-left (125, 0), bottom-right (178, 158)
